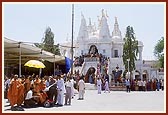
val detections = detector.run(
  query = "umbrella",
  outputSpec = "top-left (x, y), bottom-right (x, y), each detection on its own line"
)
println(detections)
top-left (24, 60), bottom-right (45, 68)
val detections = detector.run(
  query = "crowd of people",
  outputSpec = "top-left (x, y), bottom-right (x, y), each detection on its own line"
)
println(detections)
top-left (111, 78), bottom-right (164, 93)
top-left (4, 73), bottom-right (85, 111)
top-left (4, 71), bottom-right (164, 111)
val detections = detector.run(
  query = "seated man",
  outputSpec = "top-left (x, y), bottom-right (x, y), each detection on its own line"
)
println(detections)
top-left (24, 87), bottom-right (37, 108)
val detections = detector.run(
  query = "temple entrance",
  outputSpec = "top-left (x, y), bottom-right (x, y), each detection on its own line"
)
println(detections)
top-left (135, 70), bottom-right (140, 80)
top-left (142, 70), bottom-right (148, 80)
top-left (85, 67), bottom-right (96, 83)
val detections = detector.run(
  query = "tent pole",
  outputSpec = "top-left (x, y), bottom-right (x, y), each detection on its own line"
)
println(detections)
top-left (71, 4), bottom-right (74, 75)
top-left (39, 49), bottom-right (42, 77)
top-left (19, 42), bottom-right (21, 77)
top-left (54, 55), bottom-right (55, 76)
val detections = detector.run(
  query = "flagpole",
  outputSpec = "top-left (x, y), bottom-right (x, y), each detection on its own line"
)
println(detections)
top-left (71, 4), bottom-right (74, 75)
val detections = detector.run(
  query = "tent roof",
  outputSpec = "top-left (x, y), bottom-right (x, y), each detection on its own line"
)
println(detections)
top-left (4, 37), bottom-right (65, 66)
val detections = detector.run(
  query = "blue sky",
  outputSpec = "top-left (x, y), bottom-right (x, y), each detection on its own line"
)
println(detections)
top-left (3, 2), bottom-right (165, 60)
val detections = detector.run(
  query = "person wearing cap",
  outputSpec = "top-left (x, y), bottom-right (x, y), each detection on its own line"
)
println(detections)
top-left (96, 77), bottom-right (102, 94)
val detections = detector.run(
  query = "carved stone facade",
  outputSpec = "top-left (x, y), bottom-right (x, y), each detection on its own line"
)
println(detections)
top-left (60, 10), bottom-right (161, 81)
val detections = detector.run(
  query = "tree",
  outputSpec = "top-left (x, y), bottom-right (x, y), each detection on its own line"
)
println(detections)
top-left (123, 26), bottom-right (138, 78)
top-left (154, 37), bottom-right (164, 68)
top-left (34, 27), bottom-right (60, 55)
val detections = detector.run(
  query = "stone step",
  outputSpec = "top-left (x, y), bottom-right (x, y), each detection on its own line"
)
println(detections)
top-left (109, 86), bottom-right (127, 91)
top-left (85, 83), bottom-right (97, 90)
top-left (84, 83), bottom-right (127, 91)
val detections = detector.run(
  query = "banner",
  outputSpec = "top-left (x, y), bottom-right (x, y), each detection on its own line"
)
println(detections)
top-left (65, 57), bottom-right (73, 73)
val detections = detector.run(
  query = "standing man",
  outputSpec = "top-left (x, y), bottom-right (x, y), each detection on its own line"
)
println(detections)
top-left (104, 79), bottom-right (110, 93)
top-left (4, 76), bottom-right (10, 99)
top-left (126, 79), bottom-right (131, 93)
top-left (78, 77), bottom-right (85, 100)
top-left (142, 80), bottom-right (146, 91)
top-left (48, 76), bottom-right (57, 104)
top-left (96, 77), bottom-right (102, 94)
top-left (7, 74), bottom-right (25, 110)
top-left (56, 75), bottom-right (66, 106)
top-left (161, 79), bottom-right (164, 91)
top-left (65, 77), bottom-right (73, 105)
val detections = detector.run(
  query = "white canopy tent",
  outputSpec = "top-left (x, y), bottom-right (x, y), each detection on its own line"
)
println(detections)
top-left (4, 37), bottom-right (65, 77)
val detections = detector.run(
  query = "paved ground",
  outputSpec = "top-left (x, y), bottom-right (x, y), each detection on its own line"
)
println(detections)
top-left (3, 90), bottom-right (165, 113)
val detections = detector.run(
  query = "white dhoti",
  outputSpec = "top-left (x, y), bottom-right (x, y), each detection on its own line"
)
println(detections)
top-left (57, 90), bottom-right (64, 105)
top-left (97, 84), bottom-right (102, 94)
top-left (97, 79), bottom-right (102, 94)
top-left (71, 87), bottom-right (75, 98)
top-left (79, 90), bottom-right (85, 99)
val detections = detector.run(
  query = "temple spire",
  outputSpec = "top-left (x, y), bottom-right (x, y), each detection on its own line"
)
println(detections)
top-left (99, 9), bottom-right (110, 39)
top-left (115, 17), bottom-right (118, 24)
top-left (77, 13), bottom-right (88, 42)
top-left (112, 17), bottom-right (122, 38)
top-left (81, 12), bottom-right (84, 19)
top-left (101, 9), bottom-right (105, 17)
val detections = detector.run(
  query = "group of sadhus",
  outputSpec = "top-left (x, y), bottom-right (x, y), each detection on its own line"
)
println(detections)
top-left (7, 74), bottom-right (56, 110)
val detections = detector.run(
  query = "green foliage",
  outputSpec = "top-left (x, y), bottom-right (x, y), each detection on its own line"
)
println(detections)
top-left (154, 37), bottom-right (164, 68)
top-left (34, 27), bottom-right (60, 55)
top-left (42, 27), bottom-right (55, 53)
top-left (123, 26), bottom-right (138, 73)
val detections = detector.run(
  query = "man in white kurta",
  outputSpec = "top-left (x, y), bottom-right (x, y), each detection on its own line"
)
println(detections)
top-left (78, 77), bottom-right (85, 100)
top-left (56, 75), bottom-right (66, 106)
top-left (65, 78), bottom-right (73, 105)
top-left (97, 77), bottom-right (102, 94)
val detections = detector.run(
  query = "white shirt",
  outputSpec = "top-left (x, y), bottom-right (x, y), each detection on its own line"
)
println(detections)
top-left (57, 78), bottom-right (66, 93)
top-left (31, 80), bottom-right (34, 85)
top-left (78, 79), bottom-right (85, 91)
top-left (97, 79), bottom-right (102, 86)
top-left (65, 81), bottom-right (73, 88)
top-left (142, 81), bottom-right (146, 86)
top-left (70, 79), bottom-right (76, 86)
top-left (138, 81), bottom-right (142, 86)
top-left (25, 90), bottom-right (33, 100)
